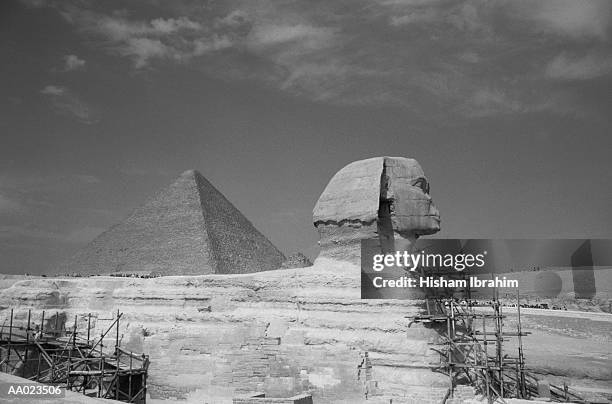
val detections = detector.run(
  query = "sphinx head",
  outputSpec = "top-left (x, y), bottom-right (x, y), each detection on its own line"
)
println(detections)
top-left (313, 156), bottom-right (440, 260)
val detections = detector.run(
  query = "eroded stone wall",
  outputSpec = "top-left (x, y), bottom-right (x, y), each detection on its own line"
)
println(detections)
top-left (0, 260), bottom-right (447, 404)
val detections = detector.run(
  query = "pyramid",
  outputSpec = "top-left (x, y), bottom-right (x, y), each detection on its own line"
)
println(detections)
top-left (58, 170), bottom-right (285, 276)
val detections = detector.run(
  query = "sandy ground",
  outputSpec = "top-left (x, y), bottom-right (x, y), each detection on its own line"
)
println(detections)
top-left (0, 372), bottom-right (124, 404)
top-left (498, 308), bottom-right (612, 396)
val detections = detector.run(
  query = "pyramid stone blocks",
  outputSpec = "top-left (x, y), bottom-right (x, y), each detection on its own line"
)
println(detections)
top-left (58, 170), bottom-right (285, 276)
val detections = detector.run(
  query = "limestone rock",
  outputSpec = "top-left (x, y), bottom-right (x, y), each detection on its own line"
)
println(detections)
top-left (0, 261), bottom-right (448, 403)
top-left (1, 265), bottom-right (608, 403)
top-left (313, 157), bottom-right (440, 260)
top-left (57, 170), bottom-right (285, 276)
top-left (281, 253), bottom-right (313, 269)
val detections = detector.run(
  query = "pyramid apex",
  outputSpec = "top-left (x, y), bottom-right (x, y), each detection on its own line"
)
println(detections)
top-left (179, 169), bottom-right (201, 178)
top-left (57, 166), bottom-right (285, 276)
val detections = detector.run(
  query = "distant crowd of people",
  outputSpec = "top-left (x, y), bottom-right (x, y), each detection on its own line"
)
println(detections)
top-left (24, 272), bottom-right (161, 278)
top-left (443, 298), bottom-right (568, 311)
top-left (503, 302), bottom-right (568, 310)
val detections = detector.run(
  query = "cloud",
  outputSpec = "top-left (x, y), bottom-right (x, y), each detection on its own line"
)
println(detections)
top-left (60, 11), bottom-right (214, 67)
top-left (40, 85), bottom-right (65, 96)
top-left (151, 17), bottom-right (201, 33)
top-left (193, 35), bottom-right (233, 56)
top-left (545, 52), bottom-right (612, 80)
top-left (390, 9), bottom-right (439, 26)
top-left (386, 0), bottom-right (611, 41)
top-left (93, 15), bottom-right (154, 41)
top-left (215, 9), bottom-right (249, 28)
top-left (19, 0), bottom-right (46, 7)
top-left (36, 0), bottom-right (612, 118)
top-left (122, 37), bottom-right (171, 68)
top-left (508, 0), bottom-right (611, 41)
top-left (40, 85), bottom-right (98, 124)
top-left (63, 54), bottom-right (85, 71)
top-left (247, 24), bottom-right (335, 49)
top-left (56, 4), bottom-right (338, 70)
top-left (458, 88), bottom-right (526, 117)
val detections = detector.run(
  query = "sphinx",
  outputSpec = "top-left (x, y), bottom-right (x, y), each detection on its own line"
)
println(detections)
top-left (313, 156), bottom-right (440, 262)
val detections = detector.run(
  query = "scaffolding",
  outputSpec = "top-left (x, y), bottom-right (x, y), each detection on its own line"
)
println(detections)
top-left (411, 272), bottom-right (587, 404)
top-left (0, 309), bottom-right (149, 403)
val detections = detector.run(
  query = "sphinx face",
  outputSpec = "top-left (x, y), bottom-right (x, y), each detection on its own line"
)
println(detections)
top-left (402, 176), bottom-right (441, 236)
top-left (380, 157), bottom-right (440, 238)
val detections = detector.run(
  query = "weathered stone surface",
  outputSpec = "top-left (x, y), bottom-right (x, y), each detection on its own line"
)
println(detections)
top-left (314, 157), bottom-right (383, 225)
top-left (281, 253), bottom-right (313, 269)
top-left (233, 392), bottom-right (313, 404)
top-left (0, 259), bottom-right (448, 404)
top-left (57, 170), bottom-right (285, 276)
top-left (1, 265), bottom-right (611, 403)
top-left (382, 157), bottom-right (440, 237)
top-left (313, 157), bottom-right (440, 261)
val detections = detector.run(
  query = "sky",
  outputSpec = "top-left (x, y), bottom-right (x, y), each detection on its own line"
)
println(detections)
top-left (1, 0), bottom-right (611, 274)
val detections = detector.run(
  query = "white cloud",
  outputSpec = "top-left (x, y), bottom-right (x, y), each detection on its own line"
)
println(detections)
top-left (60, 5), bottom-right (337, 69)
top-left (390, 9), bottom-right (439, 26)
top-left (19, 0), bottom-right (46, 7)
top-left (193, 35), bottom-right (233, 56)
top-left (151, 17), bottom-right (201, 33)
top-left (466, 89), bottom-right (521, 116)
top-left (215, 10), bottom-right (249, 29)
top-left (122, 37), bottom-right (171, 68)
top-left (545, 52), bottom-right (612, 80)
top-left (40, 85), bottom-right (98, 124)
top-left (40, 85), bottom-right (65, 96)
top-left (387, 0), bottom-right (492, 36)
top-left (60, 11), bottom-right (229, 67)
top-left (247, 24), bottom-right (336, 50)
top-left (63, 54), bottom-right (85, 71)
top-left (40, 0), bottom-right (611, 117)
top-left (510, 0), bottom-right (611, 40)
top-left (96, 16), bottom-right (153, 41)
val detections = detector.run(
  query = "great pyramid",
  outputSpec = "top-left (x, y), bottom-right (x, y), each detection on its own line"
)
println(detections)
top-left (58, 170), bottom-right (285, 276)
